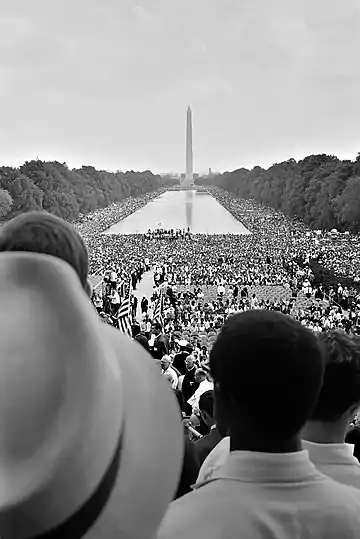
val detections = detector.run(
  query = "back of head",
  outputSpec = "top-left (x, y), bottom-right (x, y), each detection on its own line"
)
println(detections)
top-left (310, 331), bottom-right (360, 422)
top-left (153, 321), bottom-right (162, 332)
top-left (199, 390), bottom-right (214, 417)
top-left (195, 368), bottom-right (207, 381)
top-left (0, 211), bottom-right (89, 289)
top-left (210, 310), bottom-right (325, 439)
top-left (161, 355), bottom-right (171, 369)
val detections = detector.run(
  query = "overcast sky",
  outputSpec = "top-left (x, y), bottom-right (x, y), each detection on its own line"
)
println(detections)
top-left (0, 0), bottom-right (359, 173)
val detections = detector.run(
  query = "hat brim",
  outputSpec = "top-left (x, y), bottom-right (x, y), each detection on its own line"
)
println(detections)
top-left (0, 253), bottom-right (183, 538)
top-left (87, 326), bottom-right (184, 538)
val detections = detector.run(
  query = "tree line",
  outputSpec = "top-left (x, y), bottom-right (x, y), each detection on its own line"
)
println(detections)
top-left (197, 153), bottom-right (360, 232)
top-left (0, 161), bottom-right (175, 222)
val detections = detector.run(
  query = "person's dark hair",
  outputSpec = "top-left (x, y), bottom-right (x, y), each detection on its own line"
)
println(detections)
top-left (199, 390), bottom-right (214, 418)
top-left (152, 321), bottom-right (162, 331)
top-left (310, 331), bottom-right (360, 422)
top-left (0, 211), bottom-right (88, 288)
top-left (134, 333), bottom-right (149, 351)
top-left (210, 310), bottom-right (325, 438)
top-left (132, 323), bottom-right (141, 338)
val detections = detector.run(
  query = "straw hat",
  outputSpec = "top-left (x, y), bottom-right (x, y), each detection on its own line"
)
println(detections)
top-left (0, 253), bottom-right (183, 538)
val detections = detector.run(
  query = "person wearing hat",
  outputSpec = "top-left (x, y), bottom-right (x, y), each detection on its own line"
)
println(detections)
top-left (158, 310), bottom-right (360, 539)
top-left (109, 267), bottom-right (118, 288)
top-left (0, 252), bottom-right (183, 538)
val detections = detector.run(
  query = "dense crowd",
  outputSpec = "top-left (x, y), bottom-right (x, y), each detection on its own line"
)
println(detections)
top-left (2, 200), bottom-right (360, 538)
top-left (145, 227), bottom-right (192, 240)
top-left (85, 188), bottom-right (360, 344)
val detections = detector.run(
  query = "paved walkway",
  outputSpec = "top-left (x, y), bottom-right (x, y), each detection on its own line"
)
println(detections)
top-left (133, 270), bottom-right (154, 302)
top-left (90, 269), bottom-right (155, 299)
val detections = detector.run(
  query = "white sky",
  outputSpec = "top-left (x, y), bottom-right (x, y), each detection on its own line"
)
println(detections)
top-left (0, 0), bottom-right (359, 173)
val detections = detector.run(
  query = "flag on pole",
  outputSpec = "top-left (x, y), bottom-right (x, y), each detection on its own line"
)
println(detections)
top-left (117, 278), bottom-right (133, 337)
top-left (153, 289), bottom-right (164, 327)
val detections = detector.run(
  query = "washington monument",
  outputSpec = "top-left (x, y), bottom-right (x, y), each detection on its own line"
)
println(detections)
top-left (184, 105), bottom-right (194, 187)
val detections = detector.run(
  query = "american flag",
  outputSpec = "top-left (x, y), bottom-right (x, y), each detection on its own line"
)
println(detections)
top-left (117, 279), bottom-right (133, 337)
top-left (153, 289), bottom-right (164, 326)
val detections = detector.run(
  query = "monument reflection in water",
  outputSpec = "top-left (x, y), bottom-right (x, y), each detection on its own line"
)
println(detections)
top-left (104, 190), bottom-right (251, 235)
top-left (185, 189), bottom-right (193, 230)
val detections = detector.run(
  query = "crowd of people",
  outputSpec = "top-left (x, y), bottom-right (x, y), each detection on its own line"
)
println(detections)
top-left (83, 187), bottom-right (360, 345)
top-left (145, 227), bottom-right (192, 240)
top-left (2, 198), bottom-right (360, 537)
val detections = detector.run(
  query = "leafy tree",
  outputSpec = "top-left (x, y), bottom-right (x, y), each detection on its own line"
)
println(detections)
top-left (0, 189), bottom-right (13, 217)
top-left (198, 152), bottom-right (360, 232)
top-left (0, 160), bottom-right (163, 222)
top-left (333, 176), bottom-right (360, 232)
top-left (0, 167), bottom-right (43, 216)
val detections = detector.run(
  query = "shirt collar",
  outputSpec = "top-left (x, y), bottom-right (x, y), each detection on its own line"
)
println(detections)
top-left (302, 439), bottom-right (358, 465)
top-left (195, 449), bottom-right (323, 488)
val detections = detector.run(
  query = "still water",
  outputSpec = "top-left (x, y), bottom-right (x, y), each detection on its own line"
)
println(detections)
top-left (104, 190), bottom-right (251, 235)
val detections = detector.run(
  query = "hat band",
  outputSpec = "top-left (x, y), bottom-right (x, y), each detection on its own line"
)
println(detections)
top-left (28, 430), bottom-right (123, 539)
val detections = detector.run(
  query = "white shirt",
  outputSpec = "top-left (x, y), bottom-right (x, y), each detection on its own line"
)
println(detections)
top-left (198, 437), bottom-right (360, 490)
top-left (162, 366), bottom-right (178, 390)
top-left (197, 436), bottom-right (230, 484)
top-left (158, 450), bottom-right (360, 539)
top-left (302, 440), bottom-right (360, 489)
top-left (110, 291), bottom-right (120, 304)
top-left (187, 380), bottom-right (214, 410)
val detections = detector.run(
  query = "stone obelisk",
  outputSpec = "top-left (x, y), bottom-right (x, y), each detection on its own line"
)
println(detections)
top-left (185, 105), bottom-right (193, 187)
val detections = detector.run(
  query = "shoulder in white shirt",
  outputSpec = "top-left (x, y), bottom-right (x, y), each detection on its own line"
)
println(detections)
top-left (158, 448), bottom-right (360, 539)
top-left (302, 439), bottom-right (360, 490)
top-left (196, 436), bottom-right (230, 484)
top-left (163, 367), bottom-right (178, 390)
top-left (187, 380), bottom-right (214, 409)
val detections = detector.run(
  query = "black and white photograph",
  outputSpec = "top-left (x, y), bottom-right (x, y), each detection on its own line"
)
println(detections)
top-left (1, 1), bottom-right (360, 538)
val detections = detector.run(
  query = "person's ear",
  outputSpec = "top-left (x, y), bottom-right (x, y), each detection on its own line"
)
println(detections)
top-left (201, 410), bottom-right (210, 425)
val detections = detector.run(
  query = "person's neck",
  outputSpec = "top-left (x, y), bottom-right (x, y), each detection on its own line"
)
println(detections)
top-left (230, 430), bottom-right (302, 454)
top-left (302, 420), bottom-right (348, 444)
